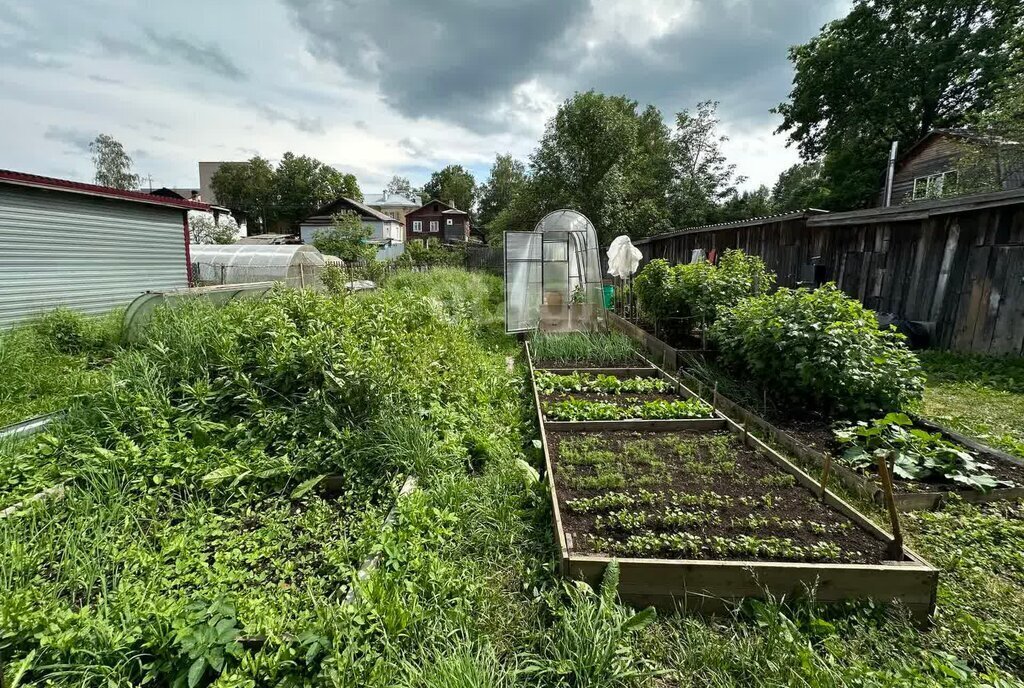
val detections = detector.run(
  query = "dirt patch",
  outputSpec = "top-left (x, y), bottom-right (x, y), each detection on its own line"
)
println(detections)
top-left (548, 430), bottom-right (889, 564)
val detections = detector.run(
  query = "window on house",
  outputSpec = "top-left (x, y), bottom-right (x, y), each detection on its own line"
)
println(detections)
top-left (446, 218), bottom-right (453, 225)
top-left (430, 220), bottom-right (439, 232)
top-left (912, 170), bottom-right (957, 200)
top-left (412, 220), bottom-right (422, 233)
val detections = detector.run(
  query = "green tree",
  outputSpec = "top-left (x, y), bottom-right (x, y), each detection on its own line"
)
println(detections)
top-left (956, 71), bottom-right (1024, 194)
top-left (669, 101), bottom-right (743, 227)
top-left (311, 213), bottom-right (374, 263)
top-left (422, 165), bottom-right (476, 212)
top-left (213, 154), bottom-right (361, 233)
top-left (477, 154), bottom-right (528, 231)
top-left (210, 157), bottom-right (276, 232)
top-left (188, 211), bottom-right (239, 244)
top-left (89, 134), bottom-right (140, 190)
top-left (274, 152), bottom-right (361, 229)
top-left (385, 175), bottom-right (414, 197)
top-left (530, 91), bottom-right (673, 244)
top-left (775, 0), bottom-right (1024, 209)
top-left (715, 186), bottom-right (774, 223)
top-left (771, 162), bottom-right (831, 212)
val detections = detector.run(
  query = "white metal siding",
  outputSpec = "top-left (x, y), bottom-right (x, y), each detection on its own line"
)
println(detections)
top-left (0, 185), bottom-right (189, 328)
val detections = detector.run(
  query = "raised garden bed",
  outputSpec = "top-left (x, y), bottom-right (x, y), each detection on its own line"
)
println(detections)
top-left (613, 312), bottom-right (1024, 511)
top-left (526, 341), bottom-right (938, 624)
top-left (527, 346), bottom-right (723, 433)
top-left (673, 368), bottom-right (1024, 512)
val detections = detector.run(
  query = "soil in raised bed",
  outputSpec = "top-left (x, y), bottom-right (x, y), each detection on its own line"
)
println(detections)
top-left (679, 355), bottom-right (1024, 495)
top-left (548, 430), bottom-right (890, 564)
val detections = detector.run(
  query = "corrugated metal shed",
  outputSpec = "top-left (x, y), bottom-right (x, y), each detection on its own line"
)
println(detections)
top-left (0, 183), bottom-right (191, 328)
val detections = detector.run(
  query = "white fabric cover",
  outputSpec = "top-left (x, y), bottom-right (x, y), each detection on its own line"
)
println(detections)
top-left (606, 235), bottom-right (642, 278)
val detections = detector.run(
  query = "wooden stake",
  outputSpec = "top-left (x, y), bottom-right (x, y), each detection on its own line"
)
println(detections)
top-left (876, 450), bottom-right (904, 559)
top-left (819, 452), bottom-right (833, 501)
top-left (712, 382), bottom-right (719, 411)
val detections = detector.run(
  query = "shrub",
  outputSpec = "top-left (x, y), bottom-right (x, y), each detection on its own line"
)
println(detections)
top-left (633, 250), bottom-right (773, 327)
top-left (320, 264), bottom-right (346, 295)
top-left (710, 284), bottom-right (923, 418)
top-left (633, 259), bottom-right (675, 322)
top-left (32, 307), bottom-right (122, 356)
top-left (400, 238), bottom-right (467, 268)
top-left (704, 249), bottom-right (775, 322)
top-left (313, 213), bottom-right (376, 263)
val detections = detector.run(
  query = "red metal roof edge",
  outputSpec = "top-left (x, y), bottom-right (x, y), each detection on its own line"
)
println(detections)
top-left (0, 169), bottom-right (212, 211)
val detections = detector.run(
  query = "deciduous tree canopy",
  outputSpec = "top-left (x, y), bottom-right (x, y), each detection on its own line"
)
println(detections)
top-left (90, 134), bottom-right (139, 190)
top-left (774, 0), bottom-right (1024, 208)
top-left (422, 165), bottom-right (476, 213)
top-left (210, 154), bottom-right (361, 233)
top-left (478, 154), bottom-right (528, 231)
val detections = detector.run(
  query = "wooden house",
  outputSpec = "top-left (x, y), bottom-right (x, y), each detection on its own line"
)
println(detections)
top-left (884, 128), bottom-right (1023, 205)
top-left (405, 199), bottom-right (470, 243)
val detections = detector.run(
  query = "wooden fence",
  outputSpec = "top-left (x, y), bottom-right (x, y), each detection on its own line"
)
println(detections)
top-left (633, 188), bottom-right (1024, 355)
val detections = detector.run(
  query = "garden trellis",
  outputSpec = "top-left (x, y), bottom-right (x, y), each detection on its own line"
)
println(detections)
top-left (504, 210), bottom-right (606, 333)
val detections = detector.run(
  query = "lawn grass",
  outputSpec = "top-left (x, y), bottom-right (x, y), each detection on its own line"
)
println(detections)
top-left (917, 351), bottom-right (1024, 459)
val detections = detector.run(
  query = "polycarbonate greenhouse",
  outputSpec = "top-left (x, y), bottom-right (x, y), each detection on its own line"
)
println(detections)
top-left (503, 210), bottom-right (606, 333)
top-left (190, 244), bottom-right (326, 289)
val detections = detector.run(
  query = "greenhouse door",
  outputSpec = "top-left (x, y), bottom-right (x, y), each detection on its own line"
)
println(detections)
top-left (504, 231), bottom-right (542, 333)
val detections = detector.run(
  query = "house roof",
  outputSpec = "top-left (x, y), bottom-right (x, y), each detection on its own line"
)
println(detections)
top-left (408, 198), bottom-right (469, 216)
top-left (304, 196), bottom-right (398, 224)
top-left (0, 169), bottom-right (211, 210)
top-left (631, 209), bottom-right (826, 245)
top-left (150, 187), bottom-right (202, 200)
top-left (364, 192), bottom-right (419, 207)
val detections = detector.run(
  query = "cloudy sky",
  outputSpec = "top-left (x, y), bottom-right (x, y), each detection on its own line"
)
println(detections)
top-left (1, 0), bottom-right (849, 196)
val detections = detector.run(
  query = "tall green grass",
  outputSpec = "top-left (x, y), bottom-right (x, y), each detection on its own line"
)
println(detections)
top-left (0, 308), bottom-right (123, 426)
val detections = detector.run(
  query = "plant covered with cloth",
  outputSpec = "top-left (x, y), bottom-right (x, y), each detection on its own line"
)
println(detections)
top-left (711, 283), bottom-right (923, 418)
top-left (834, 412), bottom-right (1010, 491)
